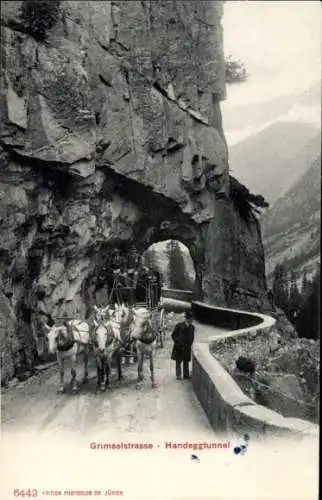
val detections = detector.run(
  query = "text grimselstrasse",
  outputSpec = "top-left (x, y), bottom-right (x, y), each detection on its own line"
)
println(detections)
top-left (90, 441), bottom-right (231, 451)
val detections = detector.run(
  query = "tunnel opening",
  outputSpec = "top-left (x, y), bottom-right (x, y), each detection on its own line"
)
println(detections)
top-left (143, 239), bottom-right (196, 293)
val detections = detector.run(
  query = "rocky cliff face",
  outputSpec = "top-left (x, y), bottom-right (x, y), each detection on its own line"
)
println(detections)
top-left (0, 0), bottom-right (270, 383)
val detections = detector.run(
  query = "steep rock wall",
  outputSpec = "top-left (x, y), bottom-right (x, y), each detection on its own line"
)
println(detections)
top-left (0, 0), bottom-right (270, 383)
top-left (202, 197), bottom-right (269, 311)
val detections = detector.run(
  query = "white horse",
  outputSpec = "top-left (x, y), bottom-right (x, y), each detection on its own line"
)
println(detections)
top-left (113, 303), bottom-right (137, 365)
top-left (92, 312), bottom-right (123, 391)
top-left (45, 319), bottom-right (90, 394)
top-left (114, 304), bottom-right (158, 388)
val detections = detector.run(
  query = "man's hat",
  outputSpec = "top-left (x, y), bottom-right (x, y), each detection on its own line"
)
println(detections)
top-left (185, 310), bottom-right (193, 320)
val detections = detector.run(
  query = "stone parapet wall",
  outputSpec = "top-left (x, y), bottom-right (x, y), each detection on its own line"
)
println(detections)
top-left (161, 288), bottom-right (193, 302)
top-left (191, 301), bottom-right (319, 438)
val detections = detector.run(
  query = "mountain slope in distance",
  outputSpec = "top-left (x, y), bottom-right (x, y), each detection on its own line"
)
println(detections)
top-left (228, 122), bottom-right (320, 205)
top-left (261, 154), bottom-right (321, 282)
top-left (223, 82), bottom-right (321, 131)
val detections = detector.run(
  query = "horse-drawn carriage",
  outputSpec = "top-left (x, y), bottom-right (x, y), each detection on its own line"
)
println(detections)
top-left (45, 256), bottom-right (167, 394)
top-left (107, 260), bottom-right (166, 351)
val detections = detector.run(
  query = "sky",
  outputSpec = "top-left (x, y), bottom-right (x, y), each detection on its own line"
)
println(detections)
top-left (221, 1), bottom-right (321, 108)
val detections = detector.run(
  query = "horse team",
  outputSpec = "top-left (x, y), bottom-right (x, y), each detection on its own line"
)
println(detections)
top-left (45, 303), bottom-right (163, 394)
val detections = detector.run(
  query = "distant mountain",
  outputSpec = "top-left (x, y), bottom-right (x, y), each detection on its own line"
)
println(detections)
top-left (261, 154), bottom-right (321, 284)
top-left (228, 122), bottom-right (320, 204)
top-left (223, 83), bottom-right (321, 131)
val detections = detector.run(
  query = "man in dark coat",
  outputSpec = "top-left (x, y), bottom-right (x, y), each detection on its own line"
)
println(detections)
top-left (171, 310), bottom-right (195, 380)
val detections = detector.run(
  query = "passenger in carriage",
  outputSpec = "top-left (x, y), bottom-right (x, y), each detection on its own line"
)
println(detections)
top-left (146, 266), bottom-right (162, 307)
top-left (111, 248), bottom-right (127, 288)
top-left (154, 270), bottom-right (162, 304)
top-left (135, 269), bottom-right (147, 303)
top-left (147, 265), bottom-right (155, 282)
top-left (127, 246), bottom-right (142, 288)
top-left (128, 245), bottom-right (142, 270)
top-left (112, 248), bottom-right (126, 272)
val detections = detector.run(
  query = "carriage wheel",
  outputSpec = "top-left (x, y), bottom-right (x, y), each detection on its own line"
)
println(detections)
top-left (158, 308), bottom-right (166, 348)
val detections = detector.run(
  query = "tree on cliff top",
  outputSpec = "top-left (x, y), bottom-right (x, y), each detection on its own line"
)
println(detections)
top-left (229, 176), bottom-right (269, 222)
top-left (225, 56), bottom-right (248, 84)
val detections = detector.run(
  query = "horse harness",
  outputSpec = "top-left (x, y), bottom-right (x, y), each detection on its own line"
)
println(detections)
top-left (57, 338), bottom-right (76, 352)
top-left (56, 327), bottom-right (76, 352)
top-left (117, 327), bottom-right (136, 355)
top-left (139, 333), bottom-right (157, 345)
top-left (136, 320), bottom-right (158, 345)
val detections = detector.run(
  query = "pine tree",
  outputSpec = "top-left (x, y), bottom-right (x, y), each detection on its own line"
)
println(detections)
top-left (166, 240), bottom-right (176, 288)
top-left (272, 263), bottom-right (289, 313)
top-left (311, 264), bottom-right (321, 308)
top-left (288, 271), bottom-right (303, 322)
top-left (295, 264), bottom-right (320, 339)
top-left (225, 56), bottom-right (248, 84)
top-left (301, 271), bottom-right (309, 298)
top-left (301, 271), bottom-right (313, 302)
top-left (167, 240), bottom-right (192, 290)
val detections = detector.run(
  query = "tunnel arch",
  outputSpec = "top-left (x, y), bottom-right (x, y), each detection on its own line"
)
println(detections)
top-left (133, 217), bottom-right (205, 301)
